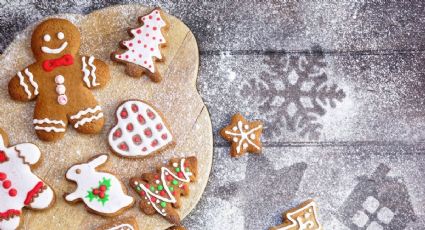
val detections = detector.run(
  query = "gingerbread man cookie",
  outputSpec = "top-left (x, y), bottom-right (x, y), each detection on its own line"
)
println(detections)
top-left (111, 8), bottom-right (168, 82)
top-left (270, 200), bottom-right (322, 230)
top-left (220, 113), bottom-right (264, 157)
top-left (8, 18), bottom-right (110, 141)
top-left (0, 128), bottom-right (55, 230)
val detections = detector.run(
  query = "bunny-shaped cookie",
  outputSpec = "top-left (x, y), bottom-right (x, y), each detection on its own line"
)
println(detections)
top-left (64, 154), bottom-right (134, 216)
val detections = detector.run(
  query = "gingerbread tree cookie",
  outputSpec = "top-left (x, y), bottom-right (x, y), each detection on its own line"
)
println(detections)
top-left (111, 8), bottom-right (168, 82)
top-left (130, 157), bottom-right (197, 225)
top-left (220, 113), bottom-right (264, 157)
top-left (8, 18), bottom-right (110, 141)
top-left (270, 200), bottom-right (322, 230)
top-left (0, 128), bottom-right (55, 230)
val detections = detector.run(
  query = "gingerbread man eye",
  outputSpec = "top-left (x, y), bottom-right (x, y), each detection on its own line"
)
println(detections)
top-left (57, 32), bottom-right (64, 40)
top-left (76, 169), bottom-right (81, 174)
top-left (43, 34), bottom-right (51, 42)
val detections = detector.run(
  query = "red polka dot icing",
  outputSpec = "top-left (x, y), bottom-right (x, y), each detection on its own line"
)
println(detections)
top-left (108, 100), bottom-right (173, 157)
top-left (114, 9), bottom-right (167, 73)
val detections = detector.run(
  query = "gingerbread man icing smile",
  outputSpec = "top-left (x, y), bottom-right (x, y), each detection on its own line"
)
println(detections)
top-left (8, 18), bottom-right (110, 141)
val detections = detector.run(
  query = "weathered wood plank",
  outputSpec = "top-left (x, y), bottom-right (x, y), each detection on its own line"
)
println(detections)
top-left (1, 1), bottom-right (425, 52)
top-left (183, 146), bottom-right (425, 230)
top-left (199, 49), bottom-right (425, 143)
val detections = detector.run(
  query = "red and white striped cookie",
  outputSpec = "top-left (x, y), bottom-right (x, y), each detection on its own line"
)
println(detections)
top-left (108, 100), bottom-right (174, 158)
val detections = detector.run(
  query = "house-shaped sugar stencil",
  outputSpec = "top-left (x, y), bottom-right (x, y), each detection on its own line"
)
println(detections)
top-left (337, 164), bottom-right (416, 229)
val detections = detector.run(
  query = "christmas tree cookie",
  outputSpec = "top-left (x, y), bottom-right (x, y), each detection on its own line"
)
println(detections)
top-left (0, 128), bottom-right (55, 230)
top-left (108, 100), bottom-right (174, 158)
top-left (64, 154), bottom-right (134, 216)
top-left (270, 199), bottom-right (322, 230)
top-left (111, 8), bottom-right (168, 82)
top-left (220, 113), bottom-right (264, 157)
top-left (130, 157), bottom-right (197, 225)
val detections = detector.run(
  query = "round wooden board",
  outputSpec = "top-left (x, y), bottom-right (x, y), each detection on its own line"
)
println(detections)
top-left (0, 5), bottom-right (213, 230)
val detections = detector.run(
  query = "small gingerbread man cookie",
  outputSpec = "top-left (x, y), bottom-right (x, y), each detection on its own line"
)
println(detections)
top-left (8, 18), bottom-right (110, 141)
top-left (220, 113), bottom-right (263, 157)
top-left (270, 200), bottom-right (322, 230)
top-left (0, 128), bottom-right (55, 230)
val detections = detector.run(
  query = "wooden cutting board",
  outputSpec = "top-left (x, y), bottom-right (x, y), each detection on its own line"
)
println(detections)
top-left (0, 5), bottom-right (213, 230)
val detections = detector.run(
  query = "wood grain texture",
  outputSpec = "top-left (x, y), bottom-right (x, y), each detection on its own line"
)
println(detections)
top-left (0, 5), bottom-right (212, 230)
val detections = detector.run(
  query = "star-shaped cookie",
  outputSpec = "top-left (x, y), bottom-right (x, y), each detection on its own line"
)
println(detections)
top-left (220, 113), bottom-right (263, 157)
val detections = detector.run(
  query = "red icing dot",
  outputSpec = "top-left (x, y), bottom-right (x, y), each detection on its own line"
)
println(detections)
top-left (9, 189), bottom-right (17, 197)
top-left (144, 61), bottom-right (147, 64)
top-left (118, 55), bottom-right (122, 58)
top-left (184, 162), bottom-right (189, 167)
top-left (129, 43), bottom-right (133, 47)
top-left (151, 140), bottom-right (158, 147)
top-left (178, 172), bottom-right (184, 178)
top-left (157, 18), bottom-right (161, 21)
top-left (152, 37), bottom-right (156, 40)
top-left (125, 55), bottom-right (129, 59)
top-left (160, 190), bottom-right (166, 196)
top-left (153, 26), bottom-right (157, 31)
top-left (146, 25), bottom-right (150, 28)
top-left (137, 115), bottom-right (145, 124)
top-left (149, 65), bottom-right (152, 68)
top-left (142, 17), bottom-right (145, 21)
top-left (161, 134), bottom-right (168, 140)
top-left (93, 189), bottom-right (100, 195)
top-left (154, 175), bottom-right (160, 179)
top-left (120, 108), bottom-right (128, 118)
top-left (99, 192), bottom-right (105, 199)
top-left (156, 11), bottom-right (159, 14)
top-left (156, 124), bottom-right (163, 130)
top-left (113, 129), bottom-right (122, 138)
top-left (144, 128), bottom-right (152, 137)
top-left (137, 29), bottom-right (142, 34)
top-left (181, 184), bottom-right (187, 190)
top-left (146, 33), bottom-right (149, 37)
top-left (166, 175), bottom-right (173, 181)
top-left (133, 135), bottom-right (142, 145)
top-left (133, 58), bottom-right (136, 62)
top-left (139, 54), bottom-right (142, 58)
top-left (151, 196), bottom-right (156, 202)
top-left (145, 184), bottom-right (150, 188)
top-left (172, 191), bottom-right (177, 196)
top-left (140, 191), bottom-right (146, 196)
top-left (119, 143), bottom-right (129, 151)
top-left (149, 15), bottom-right (153, 19)
top-left (138, 40), bottom-right (141, 44)
top-left (127, 123), bottom-right (134, 131)
top-left (150, 48), bottom-right (154, 51)
top-left (147, 110), bottom-right (155, 119)
top-left (131, 104), bottom-right (139, 112)
top-left (0, 172), bottom-right (6, 181)
top-left (3, 180), bottom-right (11, 189)
top-left (144, 44), bottom-right (147, 48)
top-left (132, 50), bottom-right (135, 52)
top-left (142, 147), bottom-right (147, 151)
top-left (100, 185), bottom-right (107, 191)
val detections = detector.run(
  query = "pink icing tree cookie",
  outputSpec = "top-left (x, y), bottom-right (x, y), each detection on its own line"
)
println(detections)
top-left (111, 8), bottom-right (168, 82)
top-left (108, 100), bottom-right (174, 158)
top-left (0, 128), bottom-right (55, 230)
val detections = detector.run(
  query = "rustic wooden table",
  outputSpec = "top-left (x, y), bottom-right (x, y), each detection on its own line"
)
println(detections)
top-left (1, 1), bottom-right (424, 230)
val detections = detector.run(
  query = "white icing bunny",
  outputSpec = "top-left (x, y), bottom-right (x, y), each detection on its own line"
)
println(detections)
top-left (0, 130), bottom-right (55, 230)
top-left (65, 154), bottom-right (134, 216)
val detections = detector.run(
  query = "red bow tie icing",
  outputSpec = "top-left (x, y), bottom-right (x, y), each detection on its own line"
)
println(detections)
top-left (0, 150), bottom-right (8, 163)
top-left (42, 54), bottom-right (74, 72)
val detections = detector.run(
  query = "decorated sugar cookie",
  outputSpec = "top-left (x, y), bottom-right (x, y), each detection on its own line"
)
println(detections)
top-left (220, 113), bottom-right (263, 157)
top-left (270, 200), bottom-right (322, 230)
top-left (8, 18), bottom-right (110, 141)
top-left (96, 217), bottom-right (139, 230)
top-left (64, 154), bottom-right (134, 216)
top-left (0, 128), bottom-right (55, 230)
top-left (108, 100), bottom-right (174, 158)
top-left (111, 8), bottom-right (168, 82)
top-left (130, 157), bottom-right (197, 225)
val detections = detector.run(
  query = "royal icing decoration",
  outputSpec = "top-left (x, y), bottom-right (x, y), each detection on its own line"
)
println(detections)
top-left (270, 200), bottom-right (322, 230)
top-left (82, 56), bottom-right (99, 88)
top-left (112, 9), bottom-right (168, 82)
top-left (95, 217), bottom-right (139, 230)
top-left (65, 154), bottom-right (134, 216)
top-left (41, 40), bottom-right (68, 54)
top-left (17, 68), bottom-right (39, 99)
top-left (0, 130), bottom-right (55, 230)
top-left (220, 113), bottom-right (264, 157)
top-left (108, 100), bottom-right (173, 158)
top-left (70, 106), bottom-right (104, 129)
top-left (54, 75), bottom-right (68, 105)
top-left (130, 157), bottom-right (197, 225)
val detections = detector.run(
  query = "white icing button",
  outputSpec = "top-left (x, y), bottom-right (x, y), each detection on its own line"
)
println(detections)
top-left (155, 180), bottom-right (160, 184)
top-left (58, 95), bottom-right (68, 105)
top-left (232, 126), bottom-right (238, 131)
top-left (56, 85), bottom-right (66, 95)
top-left (55, 75), bottom-right (65, 84)
top-left (243, 143), bottom-right (248, 149)
top-left (250, 134), bottom-right (256, 139)
top-left (233, 137), bottom-right (238, 143)
top-left (172, 163), bottom-right (178, 167)
top-left (43, 34), bottom-right (51, 42)
top-left (244, 125), bottom-right (249, 130)
top-left (57, 32), bottom-right (65, 40)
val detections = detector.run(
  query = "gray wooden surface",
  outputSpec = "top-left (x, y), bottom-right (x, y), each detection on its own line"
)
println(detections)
top-left (1, 1), bottom-right (424, 229)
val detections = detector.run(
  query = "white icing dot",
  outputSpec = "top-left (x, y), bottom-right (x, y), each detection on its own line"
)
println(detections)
top-left (250, 134), bottom-right (256, 139)
top-left (233, 137), bottom-right (238, 143)
top-left (161, 209), bottom-right (165, 212)
top-left (144, 197), bottom-right (148, 200)
top-left (57, 32), bottom-right (65, 40)
top-left (244, 124), bottom-right (249, 130)
top-left (165, 172), bottom-right (169, 175)
top-left (172, 163), bottom-right (178, 167)
top-left (147, 202), bottom-right (151, 205)
top-left (156, 199), bottom-right (160, 203)
top-left (55, 75), bottom-right (65, 84)
top-left (134, 181), bottom-right (139, 185)
top-left (155, 180), bottom-right (160, 184)
top-left (243, 143), bottom-right (249, 149)
top-left (43, 34), bottom-right (51, 42)
top-left (56, 85), bottom-right (66, 94)
top-left (58, 95), bottom-right (68, 105)
top-left (232, 126), bottom-right (238, 131)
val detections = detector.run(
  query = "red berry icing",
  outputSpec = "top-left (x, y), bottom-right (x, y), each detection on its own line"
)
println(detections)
top-left (156, 124), bottom-right (163, 130)
top-left (166, 175), bottom-right (173, 181)
top-left (0, 151), bottom-right (7, 162)
top-left (99, 185), bottom-right (107, 191)
top-left (137, 115), bottom-right (146, 124)
top-left (113, 128), bottom-right (122, 138)
top-left (144, 128), bottom-right (152, 137)
top-left (147, 109), bottom-right (155, 119)
top-left (131, 104), bottom-right (139, 112)
top-left (177, 172), bottom-right (184, 178)
top-left (160, 190), bottom-right (166, 196)
top-left (119, 142), bottom-right (129, 151)
top-left (151, 196), bottom-right (157, 202)
top-left (3, 180), bottom-right (11, 189)
top-left (0, 172), bottom-right (6, 181)
top-left (9, 189), bottom-right (17, 197)
top-left (120, 108), bottom-right (128, 118)
top-left (133, 135), bottom-right (142, 145)
top-left (127, 123), bottom-right (134, 131)
top-left (151, 140), bottom-right (158, 147)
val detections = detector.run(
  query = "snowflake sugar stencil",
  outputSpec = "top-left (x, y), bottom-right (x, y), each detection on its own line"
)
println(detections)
top-left (242, 46), bottom-right (346, 140)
